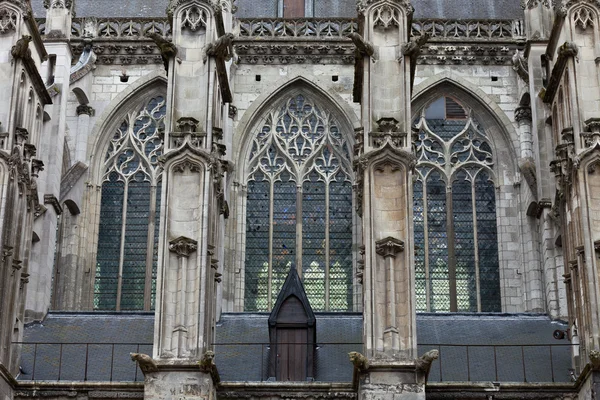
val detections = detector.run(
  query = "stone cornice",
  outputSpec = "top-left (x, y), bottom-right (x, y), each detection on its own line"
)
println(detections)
top-left (542, 42), bottom-right (578, 104)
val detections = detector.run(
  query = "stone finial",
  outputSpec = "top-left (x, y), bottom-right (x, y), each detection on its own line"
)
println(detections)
top-left (375, 236), bottom-right (405, 258)
top-left (130, 353), bottom-right (159, 375)
top-left (169, 236), bottom-right (198, 258)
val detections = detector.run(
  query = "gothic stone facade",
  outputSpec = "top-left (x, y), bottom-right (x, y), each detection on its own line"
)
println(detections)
top-left (1, 0), bottom-right (600, 399)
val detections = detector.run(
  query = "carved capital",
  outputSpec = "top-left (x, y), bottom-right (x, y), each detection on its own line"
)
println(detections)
top-left (169, 236), bottom-right (198, 258)
top-left (375, 236), bottom-right (405, 258)
top-left (515, 106), bottom-right (532, 124)
top-left (76, 104), bottom-right (95, 116)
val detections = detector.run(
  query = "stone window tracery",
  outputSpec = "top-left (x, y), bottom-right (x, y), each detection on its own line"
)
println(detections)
top-left (94, 95), bottom-right (165, 311)
top-left (244, 93), bottom-right (353, 312)
top-left (413, 96), bottom-right (501, 312)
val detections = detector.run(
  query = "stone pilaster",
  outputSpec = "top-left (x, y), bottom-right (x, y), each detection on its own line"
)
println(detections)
top-left (352, 1), bottom-right (424, 398)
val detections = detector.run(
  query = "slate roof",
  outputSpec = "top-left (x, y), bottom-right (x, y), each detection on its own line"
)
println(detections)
top-left (20, 312), bottom-right (571, 383)
top-left (31, 0), bottom-right (523, 19)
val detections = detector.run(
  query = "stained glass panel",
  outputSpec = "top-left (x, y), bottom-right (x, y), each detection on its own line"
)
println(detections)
top-left (414, 96), bottom-right (500, 313)
top-left (95, 174), bottom-right (124, 310)
top-left (452, 171), bottom-right (476, 312)
top-left (475, 172), bottom-right (501, 312)
top-left (329, 173), bottom-right (352, 311)
top-left (244, 173), bottom-right (270, 312)
top-left (120, 174), bottom-right (151, 310)
top-left (244, 91), bottom-right (353, 311)
top-left (302, 171), bottom-right (326, 311)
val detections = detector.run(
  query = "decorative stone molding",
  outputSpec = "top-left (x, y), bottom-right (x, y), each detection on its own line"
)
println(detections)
top-left (177, 116), bottom-right (200, 133)
top-left (172, 159), bottom-right (203, 173)
top-left (168, 236), bottom-right (198, 258)
top-left (0, 7), bottom-right (18, 34)
top-left (357, 0), bottom-right (414, 16)
top-left (235, 43), bottom-right (355, 65)
top-left (375, 236), bottom-right (405, 258)
top-left (370, 118), bottom-right (408, 148)
top-left (181, 5), bottom-right (208, 32)
top-left (572, 5), bottom-right (596, 29)
top-left (411, 19), bottom-right (525, 40)
top-left (238, 18), bottom-right (358, 38)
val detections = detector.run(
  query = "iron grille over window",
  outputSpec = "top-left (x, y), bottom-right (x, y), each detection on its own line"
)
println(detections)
top-left (413, 96), bottom-right (501, 312)
top-left (244, 93), bottom-right (353, 312)
top-left (94, 96), bottom-right (165, 311)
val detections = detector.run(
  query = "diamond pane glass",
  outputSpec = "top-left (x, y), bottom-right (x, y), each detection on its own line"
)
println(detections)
top-left (302, 171), bottom-right (326, 311)
top-left (414, 179), bottom-right (426, 312)
top-left (329, 173), bottom-right (352, 311)
top-left (452, 171), bottom-right (476, 312)
top-left (120, 174), bottom-right (151, 310)
top-left (94, 95), bottom-right (165, 311)
top-left (244, 173), bottom-right (270, 312)
top-left (426, 171), bottom-right (449, 312)
top-left (272, 172), bottom-right (296, 300)
top-left (245, 91), bottom-right (353, 311)
top-left (414, 96), bottom-right (500, 313)
top-left (95, 174), bottom-right (123, 310)
top-left (475, 172), bottom-right (501, 312)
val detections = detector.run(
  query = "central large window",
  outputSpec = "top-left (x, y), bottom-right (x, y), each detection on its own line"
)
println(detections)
top-left (244, 92), bottom-right (353, 312)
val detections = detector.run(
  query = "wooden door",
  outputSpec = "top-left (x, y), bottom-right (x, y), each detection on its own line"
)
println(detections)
top-left (276, 328), bottom-right (307, 381)
top-left (283, 0), bottom-right (304, 18)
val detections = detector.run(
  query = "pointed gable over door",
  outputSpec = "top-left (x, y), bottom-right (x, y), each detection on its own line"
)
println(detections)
top-left (268, 267), bottom-right (316, 381)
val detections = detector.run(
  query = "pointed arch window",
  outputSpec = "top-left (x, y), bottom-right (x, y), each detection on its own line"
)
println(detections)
top-left (413, 96), bottom-right (501, 312)
top-left (244, 93), bottom-right (353, 312)
top-left (94, 95), bottom-right (165, 311)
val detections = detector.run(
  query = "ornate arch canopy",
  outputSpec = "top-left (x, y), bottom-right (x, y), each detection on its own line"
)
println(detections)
top-left (240, 85), bottom-right (356, 312)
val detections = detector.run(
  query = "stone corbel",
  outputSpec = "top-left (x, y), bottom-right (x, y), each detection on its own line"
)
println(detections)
top-left (370, 118), bottom-right (407, 149)
top-left (44, 194), bottom-right (63, 215)
top-left (172, 117), bottom-right (206, 149)
top-left (375, 236), bottom-right (405, 258)
top-left (169, 236), bottom-right (198, 258)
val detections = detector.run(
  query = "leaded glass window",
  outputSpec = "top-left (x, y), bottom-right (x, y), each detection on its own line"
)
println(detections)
top-left (94, 96), bottom-right (165, 311)
top-left (413, 96), bottom-right (501, 312)
top-left (244, 93), bottom-right (353, 312)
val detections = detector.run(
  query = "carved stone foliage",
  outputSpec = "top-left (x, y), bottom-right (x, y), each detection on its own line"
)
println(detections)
top-left (370, 118), bottom-right (407, 148)
top-left (238, 18), bottom-right (358, 38)
top-left (72, 18), bottom-right (171, 39)
top-left (43, 0), bottom-right (72, 9)
top-left (0, 6), bottom-right (18, 34)
top-left (416, 44), bottom-right (518, 66)
top-left (235, 42), bottom-right (355, 65)
top-left (520, 0), bottom-right (551, 9)
top-left (411, 19), bottom-right (525, 40)
top-left (375, 236), bottom-right (405, 258)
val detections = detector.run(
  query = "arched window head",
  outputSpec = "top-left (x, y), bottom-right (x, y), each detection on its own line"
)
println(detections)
top-left (413, 96), bottom-right (500, 313)
top-left (244, 92), bottom-right (353, 312)
top-left (94, 95), bottom-right (166, 311)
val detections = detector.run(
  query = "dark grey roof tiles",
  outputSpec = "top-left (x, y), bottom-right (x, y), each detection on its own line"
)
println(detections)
top-left (20, 312), bottom-right (570, 383)
top-left (31, 0), bottom-right (523, 19)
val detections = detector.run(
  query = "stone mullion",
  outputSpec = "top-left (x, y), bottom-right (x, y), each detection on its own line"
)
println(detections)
top-left (296, 184), bottom-right (303, 279)
top-left (267, 179), bottom-right (274, 310)
top-left (324, 181), bottom-right (330, 311)
top-left (115, 179), bottom-right (130, 311)
top-left (471, 178), bottom-right (481, 312)
top-left (422, 178), bottom-right (431, 312)
top-left (446, 184), bottom-right (457, 312)
top-left (143, 185), bottom-right (158, 311)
